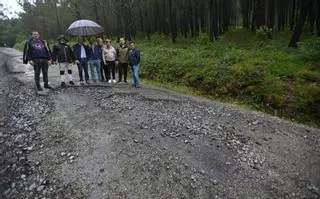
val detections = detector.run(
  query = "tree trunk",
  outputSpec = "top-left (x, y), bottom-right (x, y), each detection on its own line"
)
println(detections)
top-left (54, 0), bottom-right (61, 34)
top-left (289, 0), bottom-right (314, 48)
top-left (290, 0), bottom-right (296, 30)
top-left (93, 0), bottom-right (100, 23)
top-left (168, 0), bottom-right (177, 43)
top-left (317, 0), bottom-right (320, 36)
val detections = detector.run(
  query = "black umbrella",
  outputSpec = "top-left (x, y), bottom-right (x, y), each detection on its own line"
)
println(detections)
top-left (66, 19), bottom-right (104, 36)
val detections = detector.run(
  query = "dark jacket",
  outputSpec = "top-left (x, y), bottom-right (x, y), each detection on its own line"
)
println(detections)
top-left (72, 43), bottom-right (90, 60)
top-left (129, 48), bottom-right (140, 66)
top-left (52, 43), bottom-right (75, 63)
top-left (90, 44), bottom-right (102, 60)
top-left (23, 39), bottom-right (51, 63)
top-left (117, 45), bottom-right (129, 63)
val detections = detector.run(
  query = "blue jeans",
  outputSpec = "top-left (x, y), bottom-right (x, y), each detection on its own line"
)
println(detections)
top-left (89, 59), bottom-right (102, 81)
top-left (131, 64), bottom-right (141, 87)
top-left (77, 58), bottom-right (89, 81)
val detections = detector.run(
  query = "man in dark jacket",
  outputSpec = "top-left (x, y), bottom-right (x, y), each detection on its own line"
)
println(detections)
top-left (116, 37), bottom-right (129, 84)
top-left (23, 30), bottom-right (53, 91)
top-left (73, 37), bottom-right (90, 85)
top-left (52, 35), bottom-right (76, 87)
top-left (129, 41), bottom-right (141, 88)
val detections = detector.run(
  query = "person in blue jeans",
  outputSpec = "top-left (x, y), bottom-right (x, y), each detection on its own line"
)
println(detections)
top-left (89, 38), bottom-right (102, 82)
top-left (72, 37), bottom-right (90, 85)
top-left (129, 42), bottom-right (141, 88)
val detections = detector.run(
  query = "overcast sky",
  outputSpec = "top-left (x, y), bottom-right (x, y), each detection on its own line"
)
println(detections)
top-left (0, 0), bottom-right (23, 18)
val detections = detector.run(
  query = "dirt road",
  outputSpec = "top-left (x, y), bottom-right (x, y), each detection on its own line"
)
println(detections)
top-left (1, 48), bottom-right (319, 199)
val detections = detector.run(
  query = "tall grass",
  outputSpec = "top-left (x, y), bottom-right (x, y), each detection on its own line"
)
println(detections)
top-left (14, 30), bottom-right (320, 126)
top-left (137, 30), bottom-right (320, 126)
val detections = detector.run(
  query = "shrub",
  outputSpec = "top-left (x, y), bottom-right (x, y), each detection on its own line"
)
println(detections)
top-left (255, 26), bottom-right (272, 41)
top-left (298, 38), bottom-right (320, 62)
top-left (196, 33), bottom-right (210, 45)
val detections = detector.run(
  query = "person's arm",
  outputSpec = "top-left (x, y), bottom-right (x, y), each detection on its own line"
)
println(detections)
top-left (136, 49), bottom-right (141, 64)
top-left (73, 44), bottom-right (80, 64)
top-left (68, 45), bottom-right (76, 62)
top-left (23, 40), bottom-right (29, 64)
top-left (51, 44), bottom-right (57, 63)
top-left (102, 48), bottom-right (106, 65)
top-left (116, 47), bottom-right (119, 60)
top-left (113, 48), bottom-right (117, 61)
top-left (26, 41), bottom-right (34, 65)
top-left (46, 40), bottom-right (52, 61)
top-left (126, 48), bottom-right (129, 62)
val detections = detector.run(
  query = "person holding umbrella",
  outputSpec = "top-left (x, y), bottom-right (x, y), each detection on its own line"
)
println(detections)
top-left (52, 35), bottom-right (76, 87)
top-left (67, 19), bottom-right (104, 85)
top-left (73, 37), bottom-right (91, 85)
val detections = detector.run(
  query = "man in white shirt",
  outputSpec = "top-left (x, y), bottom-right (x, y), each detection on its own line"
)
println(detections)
top-left (102, 39), bottom-right (117, 83)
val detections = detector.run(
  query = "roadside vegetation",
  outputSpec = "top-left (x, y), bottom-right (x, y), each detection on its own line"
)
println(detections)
top-left (14, 29), bottom-right (320, 126)
top-left (136, 30), bottom-right (320, 126)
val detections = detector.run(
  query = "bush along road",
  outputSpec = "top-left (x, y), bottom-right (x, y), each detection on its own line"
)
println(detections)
top-left (0, 48), bottom-right (320, 199)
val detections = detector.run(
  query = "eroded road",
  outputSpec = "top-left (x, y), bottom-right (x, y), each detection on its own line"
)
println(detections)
top-left (1, 48), bottom-right (320, 199)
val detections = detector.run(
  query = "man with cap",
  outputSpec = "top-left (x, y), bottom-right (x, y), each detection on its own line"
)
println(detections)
top-left (52, 35), bottom-right (76, 87)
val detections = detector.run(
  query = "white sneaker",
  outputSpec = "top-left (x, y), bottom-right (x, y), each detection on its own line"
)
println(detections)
top-left (112, 79), bottom-right (117, 83)
top-left (108, 80), bottom-right (112, 83)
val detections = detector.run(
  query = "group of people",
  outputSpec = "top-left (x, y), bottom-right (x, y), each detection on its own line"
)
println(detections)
top-left (23, 30), bottom-right (141, 91)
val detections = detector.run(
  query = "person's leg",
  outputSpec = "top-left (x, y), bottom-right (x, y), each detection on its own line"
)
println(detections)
top-left (59, 63), bottom-right (65, 83)
top-left (67, 63), bottom-right (74, 85)
top-left (106, 61), bottom-right (111, 82)
top-left (84, 60), bottom-right (89, 82)
top-left (33, 60), bottom-right (41, 89)
top-left (97, 59), bottom-right (102, 81)
top-left (77, 61), bottom-right (84, 82)
top-left (89, 60), bottom-right (96, 82)
top-left (42, 60), bottom-right (49, 87)
top-left (133, 64), bottom-right (141, 87)
top-left (111, 61), bottom-right (116, 81)
top-left (123, 63), bottom-right (128, 83)
top-left (118, 63), bottom-right (123, 82)
top-left (100, 61), bottom-right (105, 81)
top-left (131, 65), bottom-right (136, 86)
top-left (103, 62), bottom-right (108, 82)
top-left (59, 63), bottom-right (66, 86)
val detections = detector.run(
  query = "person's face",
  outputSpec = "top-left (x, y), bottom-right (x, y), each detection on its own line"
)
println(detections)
top-left (32, 31), bottom-right (40, 40)
top-left (130, 43), bottom-right (135, 49)
top-left (120, 38), bottom-right (125, 45)
top-left (106, 40), bottom-right (111, 47)
top-left (97, 38), bottom-right (103, 45)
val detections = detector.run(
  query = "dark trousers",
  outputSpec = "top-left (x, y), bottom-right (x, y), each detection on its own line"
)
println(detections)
top-left (100, 61), bottom-right (105, 81)
top-left (118, 63), bottom-right (128, 82)
top-left (77, 58), bottom-right (89, 81)
top-left (106, 61), bottom-right (116, 80)
top-left (33, 59), bottom-right (49, 87)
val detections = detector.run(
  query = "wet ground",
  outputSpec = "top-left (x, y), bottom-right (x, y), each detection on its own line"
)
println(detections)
top-left (1, 48), bottom-right (320, 199)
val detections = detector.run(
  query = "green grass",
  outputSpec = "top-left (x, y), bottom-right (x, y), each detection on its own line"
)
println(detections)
top-left (14, 30), bottom-right (320, 127)
top-left (137, 30), bottom-right (320, 127)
